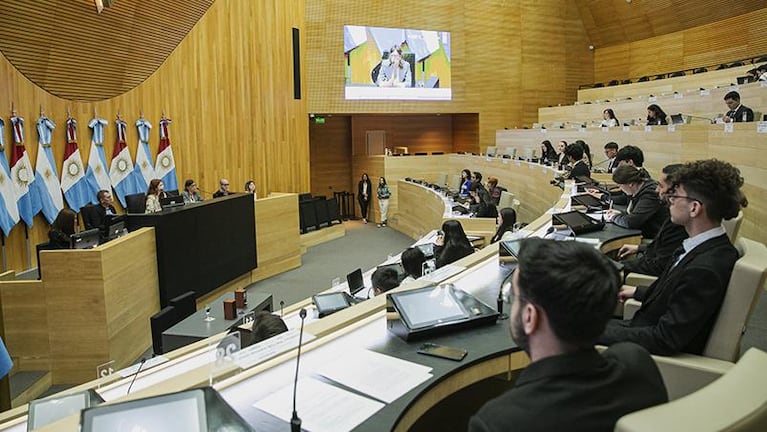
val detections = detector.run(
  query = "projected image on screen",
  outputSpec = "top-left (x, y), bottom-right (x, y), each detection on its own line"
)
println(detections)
top-left (398, 287), bottom-right (467, 328)
top-left (344, 25), bottom-right (452, 100)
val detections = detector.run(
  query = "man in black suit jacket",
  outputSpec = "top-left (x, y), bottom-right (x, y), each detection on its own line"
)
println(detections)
top-left (600, 159), bottom-right (748, 355)
top-left (564, 142), bottom-right (591, 179)
top-left (723, 90), bottom-right (755, 122)
top-left (618, 164), bottom-right (688, 276)
top-left (470, 239), bottom-right (667, 432)
top-left (83, 190), bottom-right (118, 231)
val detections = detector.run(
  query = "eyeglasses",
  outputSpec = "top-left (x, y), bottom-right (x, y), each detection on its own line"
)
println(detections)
top-left (667, 195), bottom-right (701, 204)
top-left (221, 183), bottom-right (229, 187)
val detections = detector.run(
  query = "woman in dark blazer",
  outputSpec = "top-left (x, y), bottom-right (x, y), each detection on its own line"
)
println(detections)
top-left (646, 104), bottom-right (668, 126)
top-left (49, 208), bottom-right (77, 249)
top-left (605, 165), bottom-right (667, 239)
top-left (540, 140), bottom-right (558, 164)
top-left (434, 220), bottom-right (474, 268)
top-left (357, 173), bottom-right (373, 223)
top-left (491, 207), bottom-right (517, 243)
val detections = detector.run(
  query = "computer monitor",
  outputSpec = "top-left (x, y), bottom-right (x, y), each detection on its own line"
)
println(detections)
top-left (552, 210), bottom-right (604, 235)
top-left (71, 228), bottom-right (100, 249)
top-left (312, 292), bottom-right (354, 318)
top-left (160, 194), bottom-right (185, 209)
top-left (390, 285), bottom-right (469, 330)
top-left (106, 220), bottom-right (126, 240)
top-left (670, 113), bottom-right (685, 125)
top-left (345, 268), bottom-right (365, 296)
top-left (81, 389), bottom-right (207, 432)
top-left (28, 389), bottom-right (104, 431)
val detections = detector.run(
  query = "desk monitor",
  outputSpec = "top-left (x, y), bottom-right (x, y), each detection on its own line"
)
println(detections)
top-left (28, 389), bottom-right (104, 431)
top-left (160, 194), bottom-right (185, 209)
top-left (106, 220), bottom-right (126, 240)
top-left (571, 194), bottom-right (607, 211)
top-left (670, 113), bottom-right (685, 125)
top-left (499, 239), bottom-right (522, 263)
top-left (313, 292), bottom-right (355, 318)
top-left (552, 210), bottom-right (604, 235)
top-left (71, 228), bottom-right (100, 249)
top-left (346, 268), bottom-right (365, 296)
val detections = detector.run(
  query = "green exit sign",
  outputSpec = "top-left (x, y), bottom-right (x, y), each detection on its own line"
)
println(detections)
top-left (313, 117), bottom-right (325, 124)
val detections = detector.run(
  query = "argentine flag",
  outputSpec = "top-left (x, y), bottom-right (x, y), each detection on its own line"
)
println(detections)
top-left (86, 118), bottom-right (111, 204)
top-left (32, 116), bottom-right (64, 224)
top-left (155, 117), bottom-right (178, 191)
top-left (61, 118), bottom-right (90, 213)
top-left (109, 118), bottom-right (142, 207)
top-left (9, 116), bottom-right (39, 227)
top-left (0, 120), bottom-right (19, 236)
top-left (134, 118), bottom-right (155, 192)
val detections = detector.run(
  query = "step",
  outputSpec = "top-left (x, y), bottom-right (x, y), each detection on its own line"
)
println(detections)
top-left (9, 370), bottom-right (51, 408)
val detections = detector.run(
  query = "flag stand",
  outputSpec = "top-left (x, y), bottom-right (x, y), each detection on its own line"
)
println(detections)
top-left (23, 223), bottom-right (31, 271)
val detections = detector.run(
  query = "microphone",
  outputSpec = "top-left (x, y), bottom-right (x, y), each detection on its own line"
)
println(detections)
top-left (291, 308), bottom-right (308, 432)
top-left (126, 357), bottom-right (149, 395)
top-left (280, 300), bottom-right (285, 317)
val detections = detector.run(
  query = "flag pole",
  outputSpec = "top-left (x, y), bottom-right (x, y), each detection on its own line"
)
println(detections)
top-left (0, 232), bottom-right (6, 272)
top-left (23, 223), bottom-right (31, 270)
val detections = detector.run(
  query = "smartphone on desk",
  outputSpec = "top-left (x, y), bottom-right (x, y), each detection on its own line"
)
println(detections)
top-left (417, 343), bottom-right (468, 361)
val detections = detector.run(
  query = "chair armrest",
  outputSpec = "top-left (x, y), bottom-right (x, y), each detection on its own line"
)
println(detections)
top-left (651, 353), bottom-right (734, 400)
top-left (625, 272), bottom-right (658, 286)
top-left (622, 299), bottom-right (642, 320)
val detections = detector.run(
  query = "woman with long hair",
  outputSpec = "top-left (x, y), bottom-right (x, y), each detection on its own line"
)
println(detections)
top-left (49, 208), bottom-right (77, 249)
top-left (434, 220), bottom-right (474, 268)
top-left (491, 207), bottom-right (517, 243)
top-left (376, 176), bottom-right (391, 227)
top-left (459, 168), bottom-right (472, 197)
top-left (540, 140), bottom-right (557, 163)
top-left (646, 104), bottom-right (668, 126)
top-left (357, 173), bottom-right (372, 223)
top-left (601, 108), bottom-right (619, 127)
top-left (145, 179), bottom-right (165, 213)
top-left (605, 165), bottom-right (667, 238)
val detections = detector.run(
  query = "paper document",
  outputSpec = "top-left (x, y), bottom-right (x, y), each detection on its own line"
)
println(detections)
top-left (253, 377), bottom-right (384, 432)
top-left (315, 349), bottom-right (432, 403)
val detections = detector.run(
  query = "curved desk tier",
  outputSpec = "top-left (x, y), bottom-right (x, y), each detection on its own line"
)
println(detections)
top-left (3, 160), bottom-right (640, 432)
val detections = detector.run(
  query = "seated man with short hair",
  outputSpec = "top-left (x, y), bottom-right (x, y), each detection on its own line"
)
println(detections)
top-left (600, 159), bottom-right (748, 355)
top-left (400, 247), bottom-right (426, 282)
top-left (371, 267), bottom-right (400, 296)
top-left (470, 238), bottom-right (667, 432)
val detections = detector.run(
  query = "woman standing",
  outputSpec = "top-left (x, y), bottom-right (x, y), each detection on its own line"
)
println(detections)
top-left (357, 173), bottom-right (372, 223)
top-left (145, 179), bottom-right (165, 213)
top-left (49, 208), bottom-right (77, 249)
top-left (376, 177), bottom-right (391, 227)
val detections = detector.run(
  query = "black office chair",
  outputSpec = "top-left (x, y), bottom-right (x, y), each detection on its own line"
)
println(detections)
top-left (80, 204), bottom-right (98, 230)
top-left (326, 198), bottom-right (342, 225)
top-left (169, 291), bottom-right (196, 319)
top-left (654, 74), bottom-right (666, 80)
top-left (299, 200), bottom-right (318, 233)
top-left (608, 80), bottom-right (620, 86)
top-left (592, 82), bottom-right (604, 88)
top-left (314, 197), bottom-right (330, 228)
top-left (730, 61), bottom-right (745, 68)
top-left (36, 242), bottom-right (58, 279)
top-left (693, 67), bottom-right (708, 74)
top-left (670, 71), bottom-right (685, 77)
top-left (638, 76), bottom-right (649, 82)
top-left (621, 79), bottom-right (632, 85)
top-left (125, 193), bottom-right (146, 214)
top-left (150, 306), bottom-right (179, 355)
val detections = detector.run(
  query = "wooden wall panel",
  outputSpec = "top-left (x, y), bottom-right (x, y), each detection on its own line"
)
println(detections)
top-left (306, 0), bottom-right (593, 146)
top-left (594, 8), bottom-right (767, 83)
top-left (453, 114), bottom-right (480, 153)
top-left (351, 115), bottom-right (454, 156)
top-left (0, 0), bottom-right (309, 274)
top-left (309, 116), bottom-right (352, 197)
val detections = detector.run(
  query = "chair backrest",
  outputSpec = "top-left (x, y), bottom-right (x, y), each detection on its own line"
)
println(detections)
top-left (125, 193), bottom-right (147, 214)
top-left (150, 306), bottom-right (179, 355)
top-left (36, 242), bottom-right (57, 279)
top-left (615, 348), bottom-right (767, 432)
top-left (703, 238), bottom-right (767, 362)
top-left (722, 210), bottom-right (744, 241)
top-left (498, 190), bottom-right (515, 210)
top-left (169, 291), bottom-right (196, 319)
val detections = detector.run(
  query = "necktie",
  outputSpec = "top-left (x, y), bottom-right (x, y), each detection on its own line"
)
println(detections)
top-left (670, 246), bottom-right (686, 268)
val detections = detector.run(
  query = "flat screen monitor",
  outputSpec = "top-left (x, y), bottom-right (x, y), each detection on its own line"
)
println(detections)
top-left (28, 390), bottom-right (104, 431)
top-left (346, 268), bottom-right (365, 295)
top-left (71, 228), bottom-right (100, 249)
top-left (312, 292), bottom-right (353, 318)
top-left (344, 25), bottom-right (451, 100)
top-left (81, 389), bottom-right (206, 432)
top-left (160, 194), bottom-right (185, 209)
top-left (391, 285), bottom-right (469, 329)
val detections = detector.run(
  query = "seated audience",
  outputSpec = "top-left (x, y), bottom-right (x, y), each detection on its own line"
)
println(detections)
top-left (564, 143), bottom-right (590, 179)
top-left (491, 207), bottom-right (517, 243)
top-left (605, 165), bottom-right (668, 239)
top-left (540, 140), bottom-right (557, 164)
top-left (212, 178), bottom-right (232, 198)
top-left (472, 171), bottom-right (483, 186)
top-left (83, 189), bottom-right (117, 231)
top-left (182, 179), bottom-right (204, 203)
top-left (470, 238), bottom-right (667, 432)
top-left (722, 91), bottom-right (755, 123)
top-left (576, 140), bottom-right (593, 168)
top-left (434, 220), bottom-right (474, 268)
top-left (371, 266), bottom-right (401, 296)
top-left (486, 176), bottom-right (503, 206)
top-left (599, 159), bottom-right (748, 355)
top-left (459, 169), bottom-right (472, 198)
top-left (646, 104), bottom-right (668, 126)
top-left (401, 247), bottom-right (426, 282)
top-left (49, 208), bottom-right (77, 249)
top-left (601, 108), bottom-right (619, 127)
top-left (555, 140), bottom-right (567, 168)
top-left (618, 164), bottom-right (688, 277)
top-left (468, 182), bottom-right (498, 218)
top-left (758, 65), bottom-right (767, 82)
top-left (245, 180), bottom-right (257, 194)
top-left (145, 179), bottom-right (165, 214)
top-left (230, 311), bottom-right (288, 348)
top-left (603, 141), bottom-right (618, 173)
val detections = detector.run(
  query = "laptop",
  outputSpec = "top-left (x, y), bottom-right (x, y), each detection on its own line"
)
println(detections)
top-left (571, 194), bottom-right (608, 211)
top-left (160, 194), bottom-right (185, 209)
top-left (71, 228), bottom-right (101, 249)
top-left (670, 114), bottom-right (685, 125)
top-left (346, 268), bottom-right (366, 296)
top-left (552, 210), bottom-right (605, 235)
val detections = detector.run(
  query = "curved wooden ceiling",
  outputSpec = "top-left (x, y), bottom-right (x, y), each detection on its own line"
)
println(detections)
top-left (575, 0), bottom-right (767, 48)
top-left (0, 0), bottom-right (214, 101)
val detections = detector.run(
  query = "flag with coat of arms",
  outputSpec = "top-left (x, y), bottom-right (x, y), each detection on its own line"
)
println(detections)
top-left (9, 115), bottom-right (40, 227)
top-left (0, 119), bottom-right (19, 236)
top-left (109, 117), bottom-right (142, 207)
top-left (134, 117), bottom-right (155, 192)
top-left (60, 118), bottom-right (90, 213)
top-left (31, 115), bottom-right (64, 224)
top-left (85, 117), bottom-right (111, 203)
top-left (155, 116), bottom-right (178, 192)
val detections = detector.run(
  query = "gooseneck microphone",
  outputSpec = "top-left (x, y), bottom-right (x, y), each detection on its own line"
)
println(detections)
top-left (291, 308), bottom-right (308, 432)
top-left (126, 357), bottom-right (148, 395)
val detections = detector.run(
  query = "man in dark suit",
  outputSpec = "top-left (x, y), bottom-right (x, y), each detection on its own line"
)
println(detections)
top-left (617, 164), bottom-right (688, 277)
top-left (600, 159), bottom-right (748, 355)
top-left (563, 142), bottom-right (590, 179)
top-left (83, 189), bottom-right (118, 231)
top-left (723, 90), bottom-right (755, 122)
top-left (603, 141), bottom-right (619, 173)
top-left (470, 239), bottom-right (667, 432)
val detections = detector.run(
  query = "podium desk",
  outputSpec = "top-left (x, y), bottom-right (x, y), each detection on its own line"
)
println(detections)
top-left (127, 194), bottom-right (257, 307)
top-left (162, 291), bottom-right (272, 353)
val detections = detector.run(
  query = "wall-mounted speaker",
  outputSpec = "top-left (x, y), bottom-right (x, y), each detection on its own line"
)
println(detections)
top-left (292, 28), bottom-right (301, 100)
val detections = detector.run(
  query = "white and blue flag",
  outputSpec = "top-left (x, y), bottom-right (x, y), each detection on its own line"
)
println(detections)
top-left (155, 117), bottom-right (178, 192)
top-left (32, 115), bottom-right (64, 224)
top-left (86, 117), bottom-right (112, 203)
top-left (0, 119), bottom-right (19, 236)
top-left (61, 118), bottom-right (90, 213)
top-left (9, 115), bottom-right (39, 227)
top-left (134, 118), bottom-right (155, 192)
